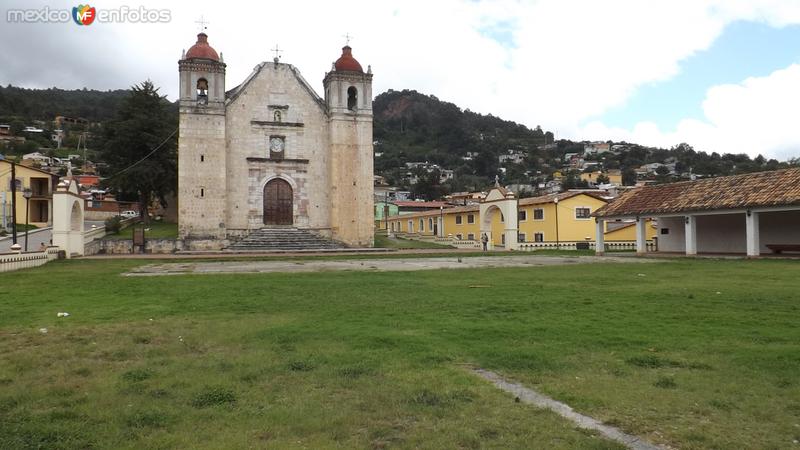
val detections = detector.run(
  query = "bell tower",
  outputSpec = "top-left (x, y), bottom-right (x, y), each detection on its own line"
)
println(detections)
top-left (323, 45), bottom-right (374, 246)
top-left (178, 32), bottom-right (227, 239)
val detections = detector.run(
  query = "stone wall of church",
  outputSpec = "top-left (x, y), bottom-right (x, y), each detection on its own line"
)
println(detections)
top-left (329, 114), bottom-right (374, 247)
top-left (178, 111), bottom-right (227, 239)
top-left (224, 62), bottom-right (331, 234)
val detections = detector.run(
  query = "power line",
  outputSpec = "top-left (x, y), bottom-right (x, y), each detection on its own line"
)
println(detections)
top-left (104, 127), bottom-right (177, 181)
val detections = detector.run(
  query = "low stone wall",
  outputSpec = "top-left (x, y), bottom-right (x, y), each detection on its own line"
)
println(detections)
top-left (0, 247), bottom-right (61, 272)
top-left (84, 210), bottom-right (119, 221)
top-left (85, 238), bottom-right (229, 255)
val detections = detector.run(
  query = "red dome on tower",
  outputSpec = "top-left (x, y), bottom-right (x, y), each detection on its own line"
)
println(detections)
top-left (185, 32), bottom-right (219, 61)
top-left (334, 46), bottom-right (363, 73)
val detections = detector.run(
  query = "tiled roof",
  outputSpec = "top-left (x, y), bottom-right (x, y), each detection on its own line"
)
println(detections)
top-left (518, 191), bottom-right (607, 206)
top-left (386, 204), bottom-right (478, 221)
top-left (392, 201), bottom-right (453, 208)
top-left (594, 168), bottom-right (800, 218)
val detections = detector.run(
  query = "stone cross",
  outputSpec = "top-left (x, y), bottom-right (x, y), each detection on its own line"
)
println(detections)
top-left (343, 33), bottom-right (353, 45)
top-left (195, 15), bottom-right (208, 32)
top-left (494, 174), bottom-right (500, 186)
top-left (271, 45), bottom-right (282, 63)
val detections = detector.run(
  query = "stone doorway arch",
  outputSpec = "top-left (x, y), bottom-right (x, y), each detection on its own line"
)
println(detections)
top-left (479, 186), bottom-right (519, 251)
top-left (263, 178), bottom-right (293, 225)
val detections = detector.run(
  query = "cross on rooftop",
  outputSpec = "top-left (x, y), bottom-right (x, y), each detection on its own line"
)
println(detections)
top-left (195, 15), bottom-right (208, 32)
top-left (271, 44), bottom-right (282, 62)
top-left (343, 33), bottom-right (353, 45)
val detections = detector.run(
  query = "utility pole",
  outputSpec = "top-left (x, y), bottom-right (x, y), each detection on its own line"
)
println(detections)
top-left (10, 161), bottom-right (18, 245)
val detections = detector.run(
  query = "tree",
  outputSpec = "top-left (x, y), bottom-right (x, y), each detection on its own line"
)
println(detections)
top-left (596, 174), bottom-right (610, 184)
top-left (101, 80), bottom-right (177, 224)
top-left (622, 168), bottom-right (637, 186)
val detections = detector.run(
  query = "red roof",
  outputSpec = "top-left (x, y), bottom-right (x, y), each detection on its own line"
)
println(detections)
top-left (594, 168), bottom-right (800, 217)
top-left (185, 33), bottom-right (219, 61)
top-left (334, 46), bottom-right (363, 72)
top-left (393, 201), bottom-right (452, 208)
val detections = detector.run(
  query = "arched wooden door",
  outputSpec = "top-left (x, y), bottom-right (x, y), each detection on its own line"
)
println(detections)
top-left (263, 179), bottom-right (293, 225)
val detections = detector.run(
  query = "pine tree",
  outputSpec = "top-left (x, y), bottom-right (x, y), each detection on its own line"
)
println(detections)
top-left (101, 81), bottom-right (177, 224)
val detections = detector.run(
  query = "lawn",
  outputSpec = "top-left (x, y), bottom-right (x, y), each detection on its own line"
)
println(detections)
top-left (102, 221), bottom-right (178, 240)
top-left (1, 257), bottom-right (799, 449)
top-left (374, 233), bottom-right (454, 249)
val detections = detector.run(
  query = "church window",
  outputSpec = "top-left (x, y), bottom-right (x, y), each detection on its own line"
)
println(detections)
top-left (428, 218), bottom-right (433, 230)
top-left (196, 78), bottom-right (208, 105)
top-left (347, 86), bottom-right (357, 111)
top-left (200, 155), bottom-right (204, 162)
top-left (419, 219), bottom-right (424, 231)
top-left (200, 187), bottom-right (205, 198)
top-left (274, 110), bottom-right (282, 122)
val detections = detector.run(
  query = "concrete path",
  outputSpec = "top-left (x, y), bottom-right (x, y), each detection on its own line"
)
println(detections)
top-left (471, 368), bottom-right (665, 450)
top-left (124, 254), bottom-right (657, 276)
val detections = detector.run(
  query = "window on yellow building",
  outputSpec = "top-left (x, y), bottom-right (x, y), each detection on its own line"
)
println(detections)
top-left (518, 210), bottom-right (527, 221)
top-left (456, 233), bottom-right (463, 240)
top-left (456, 215), bottom-right (462, 224)
top-left (575, 207), bottom-right (591, 219)
top-left (419, 219), bottom-right (424, 231)
top-left (518, 233), bottom-right (526, 243)
top-left (467, 214), bottom-right (475, 224)
top-left (467, 233), bottom-right (475, 240)
top-left (533, 208), bottom-right (544, 220)
top-left (534, 232), bottom-right (544, 242)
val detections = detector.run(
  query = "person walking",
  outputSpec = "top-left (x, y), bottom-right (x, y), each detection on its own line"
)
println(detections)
top-left (481, 233), bottom-right (489, 251)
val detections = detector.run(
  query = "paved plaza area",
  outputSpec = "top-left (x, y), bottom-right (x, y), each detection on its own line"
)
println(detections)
top-left (124, 254), bottom-right (657, 276)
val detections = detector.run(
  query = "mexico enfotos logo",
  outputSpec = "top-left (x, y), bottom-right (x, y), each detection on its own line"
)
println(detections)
top-left (6, 5), bottom-right (171, 24)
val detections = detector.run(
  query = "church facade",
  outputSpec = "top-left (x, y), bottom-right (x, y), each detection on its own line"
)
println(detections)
top-left (177, 32), bottom-right (374, 247)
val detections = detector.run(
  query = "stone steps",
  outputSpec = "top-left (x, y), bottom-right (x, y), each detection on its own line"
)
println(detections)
top-left (226, 228), bottom-right (346, 251)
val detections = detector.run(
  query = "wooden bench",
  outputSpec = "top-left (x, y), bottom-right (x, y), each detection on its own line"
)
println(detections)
top-left (766, 244), bottom-right (800, 254)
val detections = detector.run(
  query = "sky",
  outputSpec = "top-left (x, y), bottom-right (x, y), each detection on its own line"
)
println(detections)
top-left (1, 0), bottom-right (799, 160)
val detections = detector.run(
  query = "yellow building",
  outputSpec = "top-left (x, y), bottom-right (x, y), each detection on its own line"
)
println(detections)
top-left (580, 170), bottom-right (622, 185)
top-left (1, 160), bottom-right (56, 228)
top-left (385, 189), bottom-right (659, 250)
top-left (603, 219), bottom-right (658, 241)
top-left (387, 191), bottom-right (628, 246)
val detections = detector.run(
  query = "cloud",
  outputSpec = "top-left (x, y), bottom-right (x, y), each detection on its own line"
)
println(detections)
top-left (1, 0), bottom-right (799, 159)
top-left (581, 63), bottom-right (800, 159)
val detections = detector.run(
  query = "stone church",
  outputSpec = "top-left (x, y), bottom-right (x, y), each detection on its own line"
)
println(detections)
top-left (177, 32), bottom-right (374, 247)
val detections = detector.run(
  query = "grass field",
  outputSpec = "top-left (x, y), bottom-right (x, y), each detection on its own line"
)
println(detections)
top-left (102, 222), bottom-right (178, 241)
top-left (1, 257), bottom-right (799, 449)
top-left (373, 233), bottom-right (454, 249)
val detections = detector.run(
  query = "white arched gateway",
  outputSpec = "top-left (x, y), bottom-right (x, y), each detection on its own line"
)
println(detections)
top-left (479, 186), bottom-right (519, 251)
top-left (52, 179), bottom-right (84, 258)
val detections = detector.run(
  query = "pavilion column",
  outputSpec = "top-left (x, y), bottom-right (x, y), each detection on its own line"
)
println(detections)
top-left (635, 217), bottom-right (647, 255)
top-left (684, 215), bottom-right (697, 256)
top-left (746, 210), bottom-right (760, 258)
top-left (595, 218), bottom-right (605, 256)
